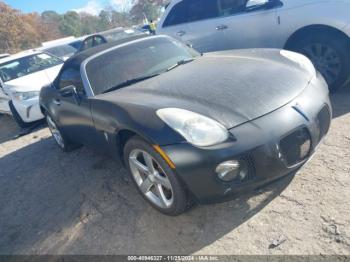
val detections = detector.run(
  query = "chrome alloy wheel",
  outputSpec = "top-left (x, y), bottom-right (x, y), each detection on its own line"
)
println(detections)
top-left (129, 149), bottom-right (174, 209)
top-left (302, 43), bottom-right (342, 86)
top-left (46, 115), bottom-right (64, 148)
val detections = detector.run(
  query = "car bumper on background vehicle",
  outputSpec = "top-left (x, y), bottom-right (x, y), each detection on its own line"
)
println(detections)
top-left (0, 97), bottom-right (10, 114)
top-left (12, 98), bottom-right (44, 123)
top-left (162, 74), bottom-right (332, 204)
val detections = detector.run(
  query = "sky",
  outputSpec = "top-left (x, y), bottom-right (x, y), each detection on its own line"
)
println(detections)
top-left (4, 0), bottom-right (134, 15)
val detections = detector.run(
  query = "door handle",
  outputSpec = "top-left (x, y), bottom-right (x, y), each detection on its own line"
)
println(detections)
top-left (176, 30), bottom-right (186, 36)
top-left (53, 99), bottom-right (61, 106)
top-left (216, 24), bottom-right (228, 30)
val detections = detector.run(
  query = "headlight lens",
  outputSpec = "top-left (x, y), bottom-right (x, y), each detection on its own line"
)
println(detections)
top-left (280, 50), bottom-right (316, 77)
top-left (157, 108), bottom-right (229, 147)
top-left (13, 91), bottom-right (39, 101)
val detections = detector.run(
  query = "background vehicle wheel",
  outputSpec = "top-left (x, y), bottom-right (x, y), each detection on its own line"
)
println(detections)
top-left (9, 101), bottom-right (31, 129)
top-left (290, 33), bottom-right (350, 92)
top-left (124, 136), bottom-right (188, 216)
top-left (45, 114), bottom-right (78, 152)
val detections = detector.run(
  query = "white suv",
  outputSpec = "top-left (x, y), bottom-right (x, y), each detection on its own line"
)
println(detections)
top-left (0, 51), bottom-right (63, 127)
top-left (157, 0), bottom-right (350, 91)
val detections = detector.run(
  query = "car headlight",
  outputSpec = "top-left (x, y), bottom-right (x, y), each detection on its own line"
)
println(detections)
top-left (12, 91), bottom-right (39, 101)
top-left (280, 50), bottom-right (316, 77)
top-left (156, 108), bottom-right (229, 147)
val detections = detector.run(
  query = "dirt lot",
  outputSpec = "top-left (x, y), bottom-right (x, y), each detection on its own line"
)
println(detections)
top-left (0, 88), bottom-right (349, 256)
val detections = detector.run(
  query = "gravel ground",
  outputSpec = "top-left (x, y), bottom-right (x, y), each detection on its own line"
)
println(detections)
top-left (0, 87), bottom-right (349, 255)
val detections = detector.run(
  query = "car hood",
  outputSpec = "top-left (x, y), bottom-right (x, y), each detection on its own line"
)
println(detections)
top-left (2, 64), bottom-right (62, 94)
top-left (99, 49), bottom-right (314, 129)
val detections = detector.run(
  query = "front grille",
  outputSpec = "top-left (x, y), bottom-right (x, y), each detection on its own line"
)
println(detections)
top-left (279, 128), bottom-right (312, 166)
top-left (317, 105), bottom-right (331, 142)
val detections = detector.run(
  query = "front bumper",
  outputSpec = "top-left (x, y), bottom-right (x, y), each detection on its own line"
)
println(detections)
top-left (12, 97), bottom-right (44, 123)
top-left (0, 89), bottom-right (10, 114)
top-left (162, 74), bottom-right (332, 204)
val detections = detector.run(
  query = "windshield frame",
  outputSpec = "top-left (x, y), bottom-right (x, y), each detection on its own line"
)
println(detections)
top-left (0, 52), bottom-right (63, 83)
top-left (81, 36), bottom-right (200, 96)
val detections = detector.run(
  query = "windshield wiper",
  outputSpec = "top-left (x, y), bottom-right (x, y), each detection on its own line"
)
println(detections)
top-left (166, 58), bottom-right (195, 72)
top-left (103, 73), bottom-right (160, 94)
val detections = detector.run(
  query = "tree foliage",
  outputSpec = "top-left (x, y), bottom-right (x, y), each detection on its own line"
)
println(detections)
top-left (0, 1), bottom-right (167, 54)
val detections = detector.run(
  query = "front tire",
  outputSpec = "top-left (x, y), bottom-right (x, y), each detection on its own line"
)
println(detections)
top-left (45, 114), bottom-right (78, 152)
top-left (124, 136), bottom-right (188, 216)
top-left (290, 33), bottom-right (350, 92)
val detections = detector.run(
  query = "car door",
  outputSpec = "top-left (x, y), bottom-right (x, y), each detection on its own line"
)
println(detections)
top-left (52, 65), bottom-right (96, 146)
top-left (215, 0), bottom-right (283, 50)
top-left (159, 0), bottom-right (222, 53)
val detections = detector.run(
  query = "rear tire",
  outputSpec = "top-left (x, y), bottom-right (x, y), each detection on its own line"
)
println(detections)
top-left (290, 32), bottom-right (350, 92)
top-left (124, 136), bottom-right (188, 216)
top-left (9, 101), bottom-right (32, 129)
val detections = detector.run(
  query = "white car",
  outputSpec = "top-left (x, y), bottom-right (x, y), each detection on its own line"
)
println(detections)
top-left (0, 51), bottom-right (63, 127)
top-left (0, 54), bottom-right (10, 59)
top-left (157, 0), bottom-right (350, 91)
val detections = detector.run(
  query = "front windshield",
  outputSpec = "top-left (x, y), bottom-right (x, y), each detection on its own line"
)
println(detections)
top-left (0, 53), bottom-right (63, 83)
top-left (86, 37), bottom-right (200, 95)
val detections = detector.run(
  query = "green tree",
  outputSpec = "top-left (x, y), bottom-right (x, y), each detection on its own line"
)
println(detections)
top-left (130, 0), bottom-right (160, 24)
top-left (41, 10), bottom-right (62, 40)
top-left (59, 11), bottom-right (81, 36)
top-left (98, 10), bottom-right (111, 31)
top-left (80, 12), bottom-right (100, 35)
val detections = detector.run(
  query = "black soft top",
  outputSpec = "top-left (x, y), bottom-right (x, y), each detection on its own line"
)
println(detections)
top-left (64, 34), bottom-right (149, 69)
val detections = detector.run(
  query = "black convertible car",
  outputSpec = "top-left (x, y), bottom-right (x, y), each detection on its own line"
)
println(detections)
top-left (40, 35), bottom-right (332, 215)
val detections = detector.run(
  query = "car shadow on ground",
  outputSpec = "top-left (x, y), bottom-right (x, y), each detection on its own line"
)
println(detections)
top-left (0, 114), bottom-right (45, 144)
top-left (0, 136), bottom-right (294, 255)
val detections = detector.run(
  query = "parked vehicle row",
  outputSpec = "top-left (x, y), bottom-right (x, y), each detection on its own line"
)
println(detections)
top-left (157, 0), bottom-right (350, 91)
top-left (40, 35), bottom-right (331, 215)
top-left (0, 28), bottom-right (145, 128)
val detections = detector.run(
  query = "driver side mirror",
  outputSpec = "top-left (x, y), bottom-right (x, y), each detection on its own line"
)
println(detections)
top-left (59, 85), bottom-right (81, 104)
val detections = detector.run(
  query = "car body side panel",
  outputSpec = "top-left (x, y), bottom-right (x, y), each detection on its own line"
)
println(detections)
top-left (158, 0), bottom-right (350, 51)
top-left (89, 98), bottom-right (186, 153)
top-left (277, 1), bottom-right (350, 47)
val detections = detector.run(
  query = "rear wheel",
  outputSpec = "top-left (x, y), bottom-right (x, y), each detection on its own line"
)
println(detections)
top-left (46, 114), bottom-right (78, 152)
top-left (124, 136), bottom-right (188, 216)
top-left (9, 101), bottom-right (31, 129)
top-left (290, 33), bottom-right (350, 92)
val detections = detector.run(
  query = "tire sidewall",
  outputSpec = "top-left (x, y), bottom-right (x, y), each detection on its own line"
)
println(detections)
top-left (45, 113), bottom-right (69, 151)
top-left (124, 137), bottom-right (187, 216)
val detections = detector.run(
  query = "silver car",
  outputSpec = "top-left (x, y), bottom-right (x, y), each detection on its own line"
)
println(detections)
top-left (157, 0), bottom-right (350, 91)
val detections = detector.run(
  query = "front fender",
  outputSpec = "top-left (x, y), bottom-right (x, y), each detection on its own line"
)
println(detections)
top-left (344, 21), bottom-right (350, 38)
top-left (90, 98), bottom-right (185, 146)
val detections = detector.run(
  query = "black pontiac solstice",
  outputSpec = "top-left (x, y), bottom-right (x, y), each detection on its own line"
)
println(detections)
top-left (40, 35), bottom-right (332, 215)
